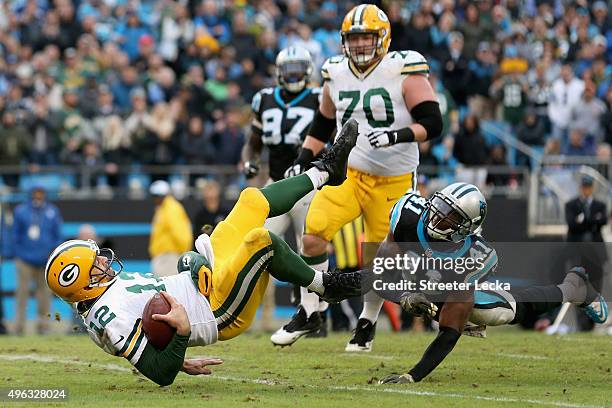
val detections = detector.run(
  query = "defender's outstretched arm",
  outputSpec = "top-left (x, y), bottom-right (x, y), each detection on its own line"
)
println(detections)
top-left (380, 291), bottom-right (473, 384)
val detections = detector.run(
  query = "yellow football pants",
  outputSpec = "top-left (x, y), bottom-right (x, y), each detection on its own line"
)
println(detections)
top-left (204, 188), bottom-right (274, 340)
top-left (305, 168), bottom-right (415, 243)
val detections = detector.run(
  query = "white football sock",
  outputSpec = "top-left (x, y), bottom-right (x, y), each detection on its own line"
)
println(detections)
top-left (303, 258), bottom-right (329, 317)
top-left (300, 287), bottom-right (321, 318)
top-left (359, 291), bottom-right (384, 323)
top-left (305, 167), bottom-right (329, 189)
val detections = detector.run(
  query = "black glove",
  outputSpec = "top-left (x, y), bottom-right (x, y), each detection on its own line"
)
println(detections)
top-left (284, 148), bottom-right (315, 178)
top-left (400, 292), bottom-right (438, 318)
top-left (243, 161), bottom-right (259, 179)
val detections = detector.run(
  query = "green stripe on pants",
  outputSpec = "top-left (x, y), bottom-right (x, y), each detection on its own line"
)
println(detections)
top-left (213, 247), bottom-right (272, 320)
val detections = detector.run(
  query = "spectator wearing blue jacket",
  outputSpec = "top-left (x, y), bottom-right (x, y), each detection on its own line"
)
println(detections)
top-left (0, 202), bottom-right (12, 335)
top-left (12, 186), bottom-right (63, 335)
top-left (194, 0), bottom-right (231, 45)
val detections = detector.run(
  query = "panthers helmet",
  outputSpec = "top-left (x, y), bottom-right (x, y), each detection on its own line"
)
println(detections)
top-left (341, 4), bottom-right (391, 67)
top-left (275, 46), bottom-right (313, 93)
top-left (45, 239), bottom-right (123, 303)
top-left (425, 183), bottom-right (487, 243)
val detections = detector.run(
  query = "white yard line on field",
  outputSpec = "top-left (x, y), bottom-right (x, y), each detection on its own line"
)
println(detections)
top-left (0, 354), bottom-right (603, 408)
top-left (0, 353), bottom-right (132, 372)
top-left (498, 353), bottom-right (550, 360)
top-left (330, 385), bottom-right (605, 408)
top-left (338, 353), bottom-right (395, 360)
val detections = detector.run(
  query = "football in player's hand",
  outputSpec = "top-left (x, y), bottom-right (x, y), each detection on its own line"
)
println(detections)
top-left (142, 293), bottom-right (176, 350)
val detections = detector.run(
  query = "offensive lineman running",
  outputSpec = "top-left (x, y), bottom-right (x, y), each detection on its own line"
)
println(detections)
top-left (45, 120), bottom-right (361, 386)
top-left (271, 3), bottom-right (443, 348)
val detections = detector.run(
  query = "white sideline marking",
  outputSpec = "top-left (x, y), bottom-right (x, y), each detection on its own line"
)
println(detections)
top-left (498, 353), bottom-right (550, 361)
top-left (0, 354), bottom-right (602, 408)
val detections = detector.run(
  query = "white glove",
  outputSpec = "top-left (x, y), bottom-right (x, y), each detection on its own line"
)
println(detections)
top-left (367, 130), bottom-right (396, 148)
top-left (243, 161), bottom-right (259, 179)
top-left (284, 163), bottom-right (305, 178)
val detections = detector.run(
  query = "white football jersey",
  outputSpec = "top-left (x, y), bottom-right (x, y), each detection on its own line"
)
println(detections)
top-left (322, 51), bottom-right (429, 176)
top-left (82, 271), bottom-right (218, 365)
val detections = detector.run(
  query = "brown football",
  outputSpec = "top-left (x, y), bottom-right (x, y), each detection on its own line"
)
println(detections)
top-left (142, 293), bottom-right (176, 350)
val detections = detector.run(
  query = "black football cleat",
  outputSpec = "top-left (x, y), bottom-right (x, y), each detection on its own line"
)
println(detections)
top-left (306, 312), bottom-right (328, 338)
top-left (311, 118), bottom-right (358, 186)
top-left (270, 306), bottom-right (323, 347)
top-left (345, 318), bottom-right (376, 352)
top-left (320, 268), bottom-right (362, 303)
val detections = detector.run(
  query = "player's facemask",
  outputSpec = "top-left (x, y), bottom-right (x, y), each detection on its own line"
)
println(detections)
top-left (344, 32), bottom-right (379, 66)
top-left (425, 194), bottom-right (472, 243)
top-left (90, 247), bottom-right (124, 288)
top-left (278, 60), bottom-right (310, 93)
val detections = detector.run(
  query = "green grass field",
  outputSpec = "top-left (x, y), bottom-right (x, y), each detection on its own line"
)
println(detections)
top-left (0, 329), bottom-right (610, 408)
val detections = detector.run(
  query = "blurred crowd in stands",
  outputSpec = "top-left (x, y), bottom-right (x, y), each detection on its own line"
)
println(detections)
top-left (0, 0), bottom-right (611, 192)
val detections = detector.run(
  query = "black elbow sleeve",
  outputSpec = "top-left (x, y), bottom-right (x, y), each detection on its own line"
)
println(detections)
top-left (308, 110), bottom-right (336, 143)
top-left (411, 101), bottom-right (443, 141)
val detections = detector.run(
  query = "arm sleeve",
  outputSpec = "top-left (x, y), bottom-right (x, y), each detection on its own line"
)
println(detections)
top-left (134, 333), bottom-right (190, 386)
top-left (410, 100), bottom-right (443, 141)
top-left (308, 109), bottom-right (336, 143)
top-left (408, 326), bottom-right (461, 382)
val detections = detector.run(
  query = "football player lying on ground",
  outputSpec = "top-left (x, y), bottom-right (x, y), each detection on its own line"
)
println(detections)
top-left (349, 182), bottom-right (607, 384)
top-left (379, 266), bottom-right (608, 384)
top-left (45, 120), bottom-right (362, 386)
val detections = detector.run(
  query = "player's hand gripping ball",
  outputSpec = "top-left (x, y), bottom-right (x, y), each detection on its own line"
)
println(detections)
top-left (142, 292), bottom-right (176, 350)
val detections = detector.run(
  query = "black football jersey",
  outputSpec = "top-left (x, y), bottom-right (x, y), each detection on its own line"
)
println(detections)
top-left (251, 86), bottom-right (321, 181)
top-left (388, 192), bottom-right (498, 291)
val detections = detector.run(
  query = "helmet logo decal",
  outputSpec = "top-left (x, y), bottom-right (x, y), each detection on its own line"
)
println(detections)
top-left (378, 10), bottom-right (388, 22)
top-left (58, 264), bottom-right (80, 287)
top-left (479, 201), bottom-right (487, 218)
